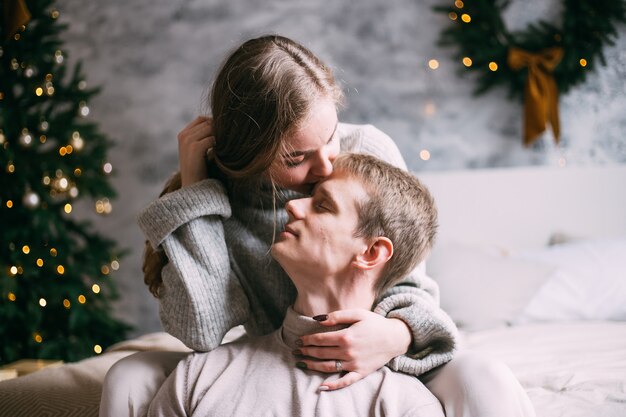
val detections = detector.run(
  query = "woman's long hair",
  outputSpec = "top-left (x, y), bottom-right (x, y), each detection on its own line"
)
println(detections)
top-left (143, 35), bottom-right (343, 297)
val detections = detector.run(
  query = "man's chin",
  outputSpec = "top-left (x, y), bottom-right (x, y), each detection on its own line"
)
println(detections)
top-left (270, 240), bottom-right (289, 258)
top-left (270, 245), bottom-right (295, 270)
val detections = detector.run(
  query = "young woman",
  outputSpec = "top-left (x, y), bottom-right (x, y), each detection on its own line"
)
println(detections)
top-left (100, 35), bottom-right (534, 417)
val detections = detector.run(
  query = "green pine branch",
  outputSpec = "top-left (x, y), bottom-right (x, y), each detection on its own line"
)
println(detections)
top-left (433, 0), bottom-right (626, 96)
top-left (1, 0), bottom-right (131, 365)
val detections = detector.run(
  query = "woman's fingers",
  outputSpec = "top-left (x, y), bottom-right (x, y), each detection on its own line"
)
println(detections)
top-left (179, 136), bottom-right (215, 186)
top-left (295, 359), bottom-right (352, 374)
top-left (182, 116), bottom-right (210, 131)
top-left (320, 372), bottom-right (364, 391)
top-left (187, 136), bottom-right (215, 153)
top-left (294, 346), bottom-right (347, 361)
top-left (299, 328), bottom-right (349, 348)
top-left (313, 309), bottom-right (369, 326)
top-left (294, 359), bottom-right (366, 391)
top-left (187, 118), bottom-right (213, 137)
top-left (179, 120), bottom-right (214, 143)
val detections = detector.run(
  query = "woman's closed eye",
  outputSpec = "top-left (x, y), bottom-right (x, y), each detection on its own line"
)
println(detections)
top-left (285, 155), bottom-right (306, 167)
top-left (284, 133), bottom-right (336, 168)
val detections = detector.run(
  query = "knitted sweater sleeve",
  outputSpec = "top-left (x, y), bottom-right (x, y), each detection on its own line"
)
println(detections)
top-left (137, 179), bottom-right (250, 351)
top-left (374, 267), bottom-right (458, 376)
top-left (339, 123), bottom-right (458, 376)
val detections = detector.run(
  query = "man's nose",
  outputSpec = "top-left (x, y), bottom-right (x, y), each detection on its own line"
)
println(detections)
top-left (285, 198), bottom-right (309, 220)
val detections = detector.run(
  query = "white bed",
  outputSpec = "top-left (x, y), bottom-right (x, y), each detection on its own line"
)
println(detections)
top-left (1, 165), bottom-right (625, 416)
top-left (420, 164), bottom-right (626, 416)
top-left (461, 322), bottom-right (626, 417)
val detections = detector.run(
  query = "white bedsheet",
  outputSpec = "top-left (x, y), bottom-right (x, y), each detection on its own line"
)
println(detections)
top-left (461, 321), bottom-right (626, 417)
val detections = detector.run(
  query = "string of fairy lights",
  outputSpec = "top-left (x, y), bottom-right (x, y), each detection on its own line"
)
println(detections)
top-left (421, 0), bottom-right (612, 165)
top-left (433, 0), bottom-right (592, 73)
top-left (2, 7), bottom-right (122, 356)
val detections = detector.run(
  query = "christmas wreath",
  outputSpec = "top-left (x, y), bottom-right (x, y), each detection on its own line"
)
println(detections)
top-left (434, 0), bottom-right (626, 146)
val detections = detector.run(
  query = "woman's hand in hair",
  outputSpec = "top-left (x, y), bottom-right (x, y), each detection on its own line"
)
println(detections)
top-left (296, 309), bottom-right (412, 391)
top-left (178, 116), bottom-right (215, 187)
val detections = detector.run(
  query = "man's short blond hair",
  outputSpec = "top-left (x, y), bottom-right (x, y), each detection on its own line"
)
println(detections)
top-left (333, 153), bottom-right (438, 298)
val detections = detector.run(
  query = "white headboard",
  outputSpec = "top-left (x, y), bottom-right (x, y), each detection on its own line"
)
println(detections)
top-left (418, 165), bottom-right (626, 251)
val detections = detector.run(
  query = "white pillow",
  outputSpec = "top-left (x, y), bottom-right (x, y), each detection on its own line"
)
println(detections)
top-left (426, 243), bottom-right (555, 330)
top-left (513, 237), bottom-right (626, 323)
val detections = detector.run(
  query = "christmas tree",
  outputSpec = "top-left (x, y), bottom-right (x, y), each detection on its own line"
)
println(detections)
top-left (0, 0), bottom-right (131, 365)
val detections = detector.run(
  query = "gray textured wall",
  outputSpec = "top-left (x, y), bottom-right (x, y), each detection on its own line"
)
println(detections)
top-left (55, 0), bottom-right (626, 335)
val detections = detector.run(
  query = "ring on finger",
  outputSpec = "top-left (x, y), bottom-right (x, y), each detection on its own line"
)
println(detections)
top-left (335, 360), bottom-right (343, 372)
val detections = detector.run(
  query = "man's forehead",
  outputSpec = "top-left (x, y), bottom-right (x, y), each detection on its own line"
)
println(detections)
top-left (313, 172), bottom-right (342, 193)
top-left (314, 172), bottom-right (366, 204)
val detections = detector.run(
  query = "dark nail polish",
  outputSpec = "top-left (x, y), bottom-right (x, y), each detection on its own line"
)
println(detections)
top-left (295, 339), bottom-right (303, 347)
top-left (292, 349), bottom-right (302, 356)
top-left (313, 314), bottom-right (328, 322)
top-left (296, 361), bottom-right (308, 370)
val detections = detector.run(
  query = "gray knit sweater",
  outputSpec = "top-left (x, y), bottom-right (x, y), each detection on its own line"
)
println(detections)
top-left (138, 123), bottom-right (457, 377)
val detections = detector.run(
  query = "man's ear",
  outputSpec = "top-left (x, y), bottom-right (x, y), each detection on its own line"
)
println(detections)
top-left (352, 237), bottom-right (393, 271)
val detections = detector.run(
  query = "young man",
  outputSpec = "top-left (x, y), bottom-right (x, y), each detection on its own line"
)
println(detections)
top-left (147, 153), bottom-right (455, 417)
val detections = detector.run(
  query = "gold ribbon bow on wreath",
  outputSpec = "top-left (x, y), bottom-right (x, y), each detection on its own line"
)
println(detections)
top-left (508, 47), bottom-right (564, 147)
top-left (4, 0), bottom-right (31, 40)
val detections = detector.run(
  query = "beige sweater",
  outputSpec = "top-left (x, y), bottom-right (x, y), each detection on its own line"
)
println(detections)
top-left (147, 307), bottom-right (445, 417)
